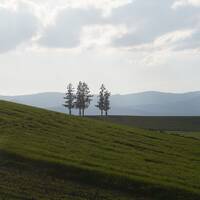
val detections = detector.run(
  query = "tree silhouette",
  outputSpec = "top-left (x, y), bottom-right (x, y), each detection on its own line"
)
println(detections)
top-left (104, 90), bottom-right (111, 116)
top-left (82, 82), bottom-right (93, 116)
top-left (63, 83), bottom-right (76, 115)
top-left (75, 81), bottom-right (83, 116)
top-left (75, 82), bottom-right (93, 116)
top-left (96, 84), bottom-right (106, 116)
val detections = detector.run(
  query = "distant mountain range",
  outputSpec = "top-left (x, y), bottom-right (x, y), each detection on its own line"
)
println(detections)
top-left (1, 91), bottom-right (200, 116)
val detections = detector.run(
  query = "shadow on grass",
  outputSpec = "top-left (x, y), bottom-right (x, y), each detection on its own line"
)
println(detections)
top-left (1, 149), bottom-right (200, 200)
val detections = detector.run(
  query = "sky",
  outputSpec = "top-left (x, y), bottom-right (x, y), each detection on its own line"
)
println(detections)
top-left (0, 0), bottom-right (200, 95)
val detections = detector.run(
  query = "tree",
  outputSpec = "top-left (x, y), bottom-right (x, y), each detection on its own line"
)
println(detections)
top-left (82, 82), bottom-right (93, 116)
top-left (75, 81), bottom-right (83, 116)
top-left (75, 81), bottom-right (93, 116)
top-left (96, 84), bottom-right (106, 116)
top-left (63, 83), bottom-right (76, 115)
top-left (104, 90), bottom-right (111, 116)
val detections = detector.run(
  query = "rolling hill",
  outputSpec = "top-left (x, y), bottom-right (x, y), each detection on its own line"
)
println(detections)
top-left (0, 100), bottom-right (200, 199)
top-left (1, 91), bottom-right (200, 116)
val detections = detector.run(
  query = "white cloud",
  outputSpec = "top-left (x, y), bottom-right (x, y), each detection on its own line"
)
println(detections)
top-left (120, 29), bottom-right (195, 55)
top-left (153, 29), bottom-right (194, 49)
top-left (21, 0), bottom-right (133, 24)
top-left (0, 0), bottom-right (39, 53)
top-left (1, 0), bottom-right (200, 52)
top-left (172, 0), bottom-right (200, 8)
top-left (111, 0), bottom-right (200, 49)
top-left (38, 7), bottom-right (102, 49)
top-left (80, 24), bottom-right (127, 49)
top-left (119, 29), bottom-right (195, 67)
top-left (71, 0), bottom-right (133, 16)
top-left (27, 0), bottom-right (132, 11)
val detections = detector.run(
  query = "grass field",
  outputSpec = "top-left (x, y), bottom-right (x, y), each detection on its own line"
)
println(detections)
top-left (90, 116), bottom-right (200, 131)
top-left (0, 100), bottom-right (200, 199)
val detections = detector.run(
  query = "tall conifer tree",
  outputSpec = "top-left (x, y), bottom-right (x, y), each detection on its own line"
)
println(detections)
top-left (104, 90), bottom-right (111, 116)
top-left (82, 82), bottom-right (93, 116)
top-left (75, 81), bottom-right (83, 116)
top-left (63, 83), bottom-right (75, 115)
top-left (75, 82), bottom-right (93, 116)
top-left (96, 84), bottom-right (106, 116)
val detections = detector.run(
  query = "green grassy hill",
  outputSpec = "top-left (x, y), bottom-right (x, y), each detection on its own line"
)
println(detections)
top-left (0, 100), bottom-right (200, 200)
top-left (91, 116), bottom-right (200, 131)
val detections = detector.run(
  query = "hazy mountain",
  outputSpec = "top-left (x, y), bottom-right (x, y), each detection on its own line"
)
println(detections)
top-left (1, 91), bottom-right (200, 116)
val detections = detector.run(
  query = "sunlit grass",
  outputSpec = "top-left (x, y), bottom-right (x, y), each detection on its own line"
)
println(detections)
top-left (0, 100), bottom-right (200, 199)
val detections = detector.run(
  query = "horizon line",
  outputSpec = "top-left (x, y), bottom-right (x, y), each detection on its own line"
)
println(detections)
top-left (1, 90), bottom-right (200, 97)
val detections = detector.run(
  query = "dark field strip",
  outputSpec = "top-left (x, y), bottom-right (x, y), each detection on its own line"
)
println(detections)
top-left (172, 132), bottom-right (200, 140)
top-left (90, 116), bottom-right (200, 131)
top-left (0, 101), bottom-right (200, 199)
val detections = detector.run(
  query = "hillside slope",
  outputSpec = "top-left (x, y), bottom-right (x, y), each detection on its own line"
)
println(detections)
top-left (0, 101), bottom-right (200, 200)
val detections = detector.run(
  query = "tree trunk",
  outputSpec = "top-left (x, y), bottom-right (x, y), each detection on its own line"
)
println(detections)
top-left (101, 110), bottom-right (103, 116)
top-left (82, 109), bottom-right (85, 117)
top-left (69, 108), bottom-right (72, 115)
top-left (105, 111), bottom-right (108, 116)
top-left (79, 109), bottom-right (81, 116)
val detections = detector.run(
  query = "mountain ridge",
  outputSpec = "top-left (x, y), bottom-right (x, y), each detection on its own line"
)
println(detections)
top-left (1, 91), bottom-right (200, 116)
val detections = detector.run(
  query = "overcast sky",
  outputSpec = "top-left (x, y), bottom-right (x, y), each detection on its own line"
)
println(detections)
top-left (0, 0), bottom-right (200, 95)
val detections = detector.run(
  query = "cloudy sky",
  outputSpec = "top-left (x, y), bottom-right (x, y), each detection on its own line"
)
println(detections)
top-left (0, 0), bottom-right (200, 95)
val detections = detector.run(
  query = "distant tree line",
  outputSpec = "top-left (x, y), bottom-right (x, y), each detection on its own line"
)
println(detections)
top-left (63, 82), bottom-right (111, 116)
